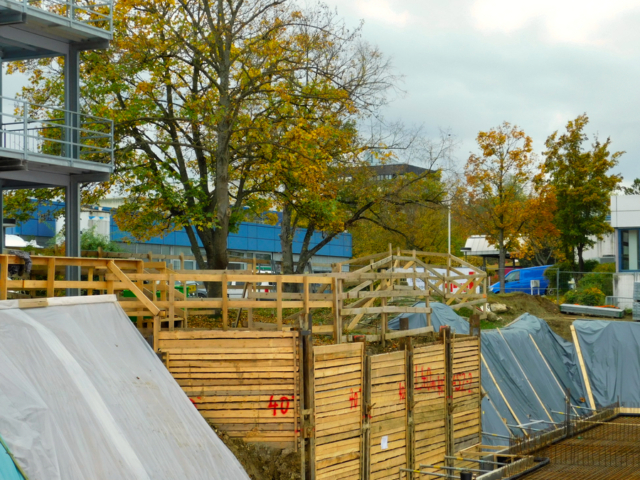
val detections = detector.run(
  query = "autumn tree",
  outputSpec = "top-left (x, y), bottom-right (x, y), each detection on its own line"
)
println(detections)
top-left (276, 131), bottom-right (456, 274)
top-left (10, 1), bottom-right (398, 294)
top-left (459, 122), bottom-right (538, 293)
top-left (515, 181), bottom-right (562, 266)
top-left (544, 114), bottom-right (623, 272)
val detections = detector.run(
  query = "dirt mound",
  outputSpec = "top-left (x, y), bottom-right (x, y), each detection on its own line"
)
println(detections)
top-left (212, 426), bottom-right (301, 480)
top-left (488, 292), bottom-right (560, 323)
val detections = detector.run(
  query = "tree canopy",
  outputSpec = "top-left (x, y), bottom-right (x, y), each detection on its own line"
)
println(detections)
top-left (544, 114), bottom-right (623, 271)
top-left (458, 122), bottom-right (539, 292)
top-left (9, 0), bottom-right (405, 286)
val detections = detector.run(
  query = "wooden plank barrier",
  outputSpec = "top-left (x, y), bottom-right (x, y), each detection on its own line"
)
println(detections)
top-left (368, 351), bottom-right (408, 480)
top-left (157, 330), bottom-right (300, 449)
top-left (314, 343), bottom-right (364, 480)
top-left (412, 342), bottom-right (446, 474)
top-left (156, 328), bottom-right (481, 479)
top-left (451, 337), bottom-right (481, 452)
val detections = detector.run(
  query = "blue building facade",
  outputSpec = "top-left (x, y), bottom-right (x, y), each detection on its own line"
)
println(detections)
top-left (7, 202), bottom-right (352, 270)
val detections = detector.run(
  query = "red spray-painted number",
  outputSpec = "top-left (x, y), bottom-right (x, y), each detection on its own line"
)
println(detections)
top-left (349, 388), bottom-right (360, 409)
top-left (268, 395), bottom-right (292, 416)
top-left (399, 382), bottom-right (406, 400)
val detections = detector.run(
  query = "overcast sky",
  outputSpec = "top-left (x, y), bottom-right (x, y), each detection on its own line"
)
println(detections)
top-left (323, 0), bottom-right (640, 184)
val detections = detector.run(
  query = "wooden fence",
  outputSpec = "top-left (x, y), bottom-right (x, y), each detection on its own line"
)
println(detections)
top-left (157, 330), bottom-right (301, 448)
top-left (368, 351), bottom-right (409, 480)
top-left (158, 327), bottom-right (482, 479)
top-left (314, 343), bottom-right (364, 480)
top-left (0, 249), bottom-right (487, 348)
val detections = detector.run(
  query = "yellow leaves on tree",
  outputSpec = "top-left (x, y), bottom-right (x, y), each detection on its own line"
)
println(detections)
top-left (459, 122), bottom-right (540, 293)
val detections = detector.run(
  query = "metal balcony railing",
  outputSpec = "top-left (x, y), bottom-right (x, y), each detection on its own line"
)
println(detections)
top-left (7, 0), bottom-right (113, 32)
top-left (0, 97), bottom-right (114, 166)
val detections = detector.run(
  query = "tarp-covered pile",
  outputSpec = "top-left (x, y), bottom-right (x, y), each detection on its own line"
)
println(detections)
top-left (574, 319), bottom-right (640, 408)
top-left (0, 296), bottom-right (249, 480)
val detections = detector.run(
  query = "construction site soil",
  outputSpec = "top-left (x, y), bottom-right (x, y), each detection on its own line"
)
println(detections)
top-left (485, 292), bottom-right (634, 340)
top-left (210, 427), bottom-right (301, 480)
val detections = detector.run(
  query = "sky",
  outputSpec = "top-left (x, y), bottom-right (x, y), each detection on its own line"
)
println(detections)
top-left (323, 0), bottom-right (640, 184)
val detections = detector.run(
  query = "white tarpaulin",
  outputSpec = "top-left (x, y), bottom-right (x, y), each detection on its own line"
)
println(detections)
top-left (0, 295), bottom-right (249, 480)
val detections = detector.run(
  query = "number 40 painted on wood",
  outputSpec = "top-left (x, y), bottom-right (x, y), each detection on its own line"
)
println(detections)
top-left (268, 395), bottom-right (292, 416)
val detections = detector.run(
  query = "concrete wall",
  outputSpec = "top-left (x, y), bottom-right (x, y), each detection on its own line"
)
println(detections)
top-left (613, 273), bottom-right (638, 309)
top-left (611, 195), bottom-right (640, 229)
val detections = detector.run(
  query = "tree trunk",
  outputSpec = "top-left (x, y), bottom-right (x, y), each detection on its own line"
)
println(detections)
top-left (498, 230), bottom-right (506, 294)
top-left (279, 204), bottom-right (295, 275)
top-left (577, 244), bottom-right (585, 273)
top-left (195, 227), bottom-right (226, 298)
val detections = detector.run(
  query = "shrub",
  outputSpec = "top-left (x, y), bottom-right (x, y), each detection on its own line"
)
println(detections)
top-left (577, 271), bottom-right (614, 297)
top-left (564, 287), bottom-right (605, 306)
top-left (578, 287), bottom-right (605, 306)
top-left (81, 226), bottom-right (123, 252)
top-left (563, 289), bottom-right (579, 304)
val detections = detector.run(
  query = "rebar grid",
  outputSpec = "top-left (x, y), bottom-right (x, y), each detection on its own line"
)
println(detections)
top-left (520, 416), bottom-right (640, 479)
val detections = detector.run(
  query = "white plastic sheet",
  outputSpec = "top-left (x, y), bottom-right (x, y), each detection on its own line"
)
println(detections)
top-left (0, 295), bottom-right (249, 480)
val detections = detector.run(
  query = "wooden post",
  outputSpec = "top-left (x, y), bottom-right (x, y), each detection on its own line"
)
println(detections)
top-left (152, 315), bottom-right (160, 352)
top-left (362, 354), bottom-right (372, 479)
top-left (247, 282), bottom-right (254, 328)
top-left (168, 274), bottom-right (175, 330)
top-left (292, 332), bottom-right (299, 453)
top-left (443, 326), bottom-right (454, 469)
top-left (46, 257), bottom-right (56, 298)
top-left (332, 277), bottom-right (342, 344)
top-left (571, 324), bottom-right (596, 410)
top-left (381, 297), bottom-right (387, 347)
top-left (298, 327), bottom-right (306, 478)
top-left (302, 313), bottom-right (315, 480)
top-left (136, 260), bottom-right (144, 328)
top-left (406, 336), bottom-right (415, 474)
top-left (179, 252), bottom-right (185, 271)
top-left (276, 276), bottom-right (283, 330)
top-left (0, 255), bottom-right (7, 300)
top-left (303, 276), bottom-right (310, 330)
top-left (222, 273), bottom-right (228, 330)
top-left (87, 266), bottom-right (94, 296)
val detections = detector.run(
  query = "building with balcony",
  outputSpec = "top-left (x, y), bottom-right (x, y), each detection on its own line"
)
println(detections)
top-left (0, 0), bottom-right (114, 269)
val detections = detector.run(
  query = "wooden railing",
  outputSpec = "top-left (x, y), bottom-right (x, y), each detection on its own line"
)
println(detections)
top-left (0, 249), bottom-right (488, 350)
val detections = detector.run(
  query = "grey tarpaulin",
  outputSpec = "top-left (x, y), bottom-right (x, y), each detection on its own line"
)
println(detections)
top-left (481, 396), bottom-right (511, 446)
top-left (509, 314), bottom-right (587, 409)
top-left (574, 319), bottom-right (640, 408)
top-left (0, 295), bottom-right (250, 480)
top-left (481, 360), bottom-right (519, 437)
top-left (497, 324), bottom-right (572, 423)
top-left (388, 302), bottom-right (470, 334)
top-left (481, 332), bottom-right (551, 434)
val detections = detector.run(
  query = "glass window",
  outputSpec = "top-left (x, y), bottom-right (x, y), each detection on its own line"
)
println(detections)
top-left (505, 271), bottom-right (520, 283)
top-left (621, 229), bottom-right (639, 270)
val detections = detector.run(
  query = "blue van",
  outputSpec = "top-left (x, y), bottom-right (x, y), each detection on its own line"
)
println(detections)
top-left (489, 265), bottom-right (551, 294)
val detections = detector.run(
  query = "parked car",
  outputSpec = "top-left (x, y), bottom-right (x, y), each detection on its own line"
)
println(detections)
top-left (489, 265), bottom-right (550, 294)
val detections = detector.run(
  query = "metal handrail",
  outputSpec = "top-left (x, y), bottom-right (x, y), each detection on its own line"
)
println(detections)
top-left (8, 0), bottom-right (114, 32)
top-left (0, 96), bottom-right (114, 165)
